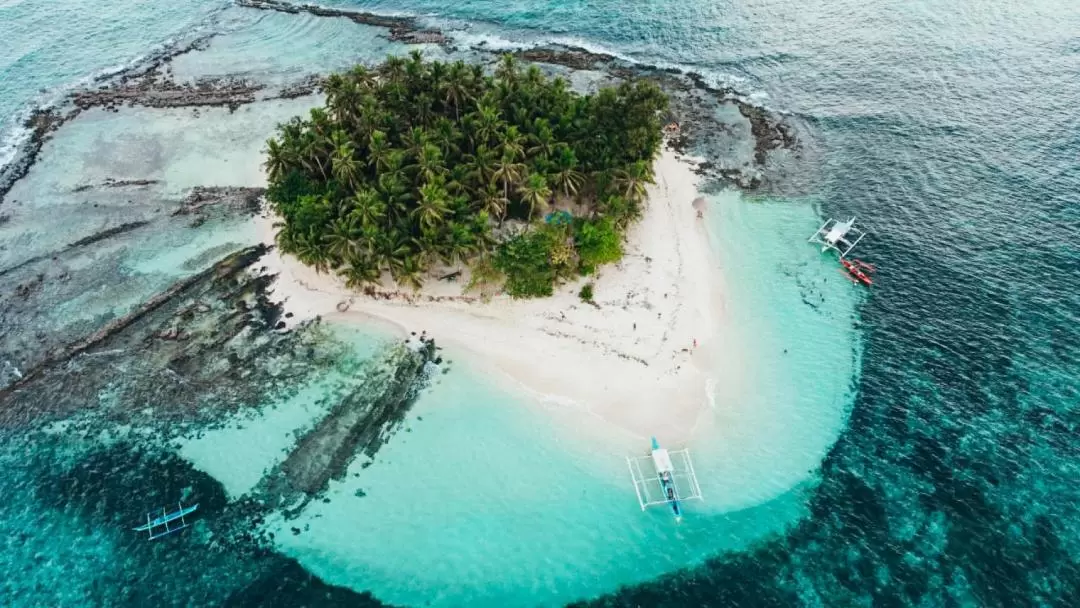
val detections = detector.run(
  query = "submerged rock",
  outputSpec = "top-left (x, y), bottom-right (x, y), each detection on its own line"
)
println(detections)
top-left (256, 337), bottom-right (438, 514)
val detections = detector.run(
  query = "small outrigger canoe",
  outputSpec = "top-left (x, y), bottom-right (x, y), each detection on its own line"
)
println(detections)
top-left (134, 503), bottom-right (199, 540)
top-left (840, 258), bottom-right (874, 286)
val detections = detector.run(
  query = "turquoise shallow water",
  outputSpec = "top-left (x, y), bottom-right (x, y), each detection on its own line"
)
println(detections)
top-left (2, 0), bottom-right (1078, 605)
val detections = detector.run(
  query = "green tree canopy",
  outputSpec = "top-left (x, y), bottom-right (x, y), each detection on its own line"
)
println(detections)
top-left (265, 53), bottom-right (668, 295)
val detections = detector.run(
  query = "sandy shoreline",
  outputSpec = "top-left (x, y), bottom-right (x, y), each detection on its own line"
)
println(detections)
top-left (258, 149), bottom-right (737, 446)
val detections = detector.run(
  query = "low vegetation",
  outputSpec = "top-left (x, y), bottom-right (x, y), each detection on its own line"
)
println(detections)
top-left (265, 51), bottom-right (666, 296)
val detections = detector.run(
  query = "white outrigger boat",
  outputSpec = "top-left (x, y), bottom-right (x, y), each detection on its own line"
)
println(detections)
top-left (808, 216), bottom-right (876, 286)
top-left (133, 502), bottom-right (199, 540)
top-left (808, 216), bottom-right (866, 258)
top-left (626, 438), bottom-right (703, 520)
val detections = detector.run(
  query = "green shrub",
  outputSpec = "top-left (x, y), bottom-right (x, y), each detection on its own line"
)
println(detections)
top-left (575, 218), bottom-right (623, 275)
top-left (579, 282), bottom-right (595, 303)
top-left (495, 224), bottom-right (575, 298)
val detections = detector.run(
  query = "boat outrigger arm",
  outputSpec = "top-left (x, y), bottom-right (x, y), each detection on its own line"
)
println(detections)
top-left (133, 503), bottom-right (199, 540)
top-left (626, 438), bottom-right (703, 519)
top-left (808, 216), bottom-right (867, 258)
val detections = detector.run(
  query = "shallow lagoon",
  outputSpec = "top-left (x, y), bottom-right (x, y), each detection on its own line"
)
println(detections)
top-left (176, 191), bottom-right (859, 606)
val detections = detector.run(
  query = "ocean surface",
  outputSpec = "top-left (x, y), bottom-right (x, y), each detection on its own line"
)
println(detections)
top-left (1, 0), bottom-right (1078, 606)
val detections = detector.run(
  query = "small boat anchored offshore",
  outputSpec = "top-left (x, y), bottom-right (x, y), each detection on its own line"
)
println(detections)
top-left (840, 258), bottom-right (875, 286)
top-left (133, 502), bottom-right (199, 540)
top-left (626, 438), bottom-right (703, 520)
top-left (808, 216), bottom-right (875, 286)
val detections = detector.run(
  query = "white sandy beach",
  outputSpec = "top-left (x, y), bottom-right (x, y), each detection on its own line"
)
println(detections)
top-left (258, 149), bottom-right (745, 446)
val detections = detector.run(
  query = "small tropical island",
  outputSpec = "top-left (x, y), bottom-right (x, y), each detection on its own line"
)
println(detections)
top-left (265, 51), bottom-right (668, 297)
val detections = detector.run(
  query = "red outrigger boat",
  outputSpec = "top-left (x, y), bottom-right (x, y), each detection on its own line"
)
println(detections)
top-left (840, 258), bottom-right (874, 286)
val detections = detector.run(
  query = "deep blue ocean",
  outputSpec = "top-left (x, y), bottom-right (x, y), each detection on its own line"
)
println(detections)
top-left (1, 0), bottom-right (1078, 605)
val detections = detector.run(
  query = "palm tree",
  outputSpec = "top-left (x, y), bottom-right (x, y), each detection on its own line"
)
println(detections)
top-left (431, 118), bottom-right (462, 159)
top-left (380, 55), bottom-right (407, 81)
top-left (464, 145), bottom-right (497, 185)
top-left (381, 150), bottom-right (408, 185)
top-left (549, 146), bottom-right (585, 198)
top-left (377, 172), bottom-right (411, 226)
top-left (350, 188), bottom-right (386, 228)
top-left (495, 54), bottom-right (519, 86)
top-left (478, 182), bottom-right (509, 225)
top-left (444, 220), bottom-right (478, 265)
top-left (295, 237), bottom-right (331, 275)
top-left (612, 160), bottom-right (654, 202)
top-left (501, 125), bottom-right (525, 160)
top-left (343, 253), bottom-right (381, 288)
top-left (332, 140), bottom-right (360, 188)
top-left (392, 255), bottom-right (425, 291)
top-left (528, 119), bottom-right (556, 159)
top-left (264, 138), bottom-right (290, 182)
top-left (415, 143), bottom-right (447, 184)
top-left (326, 75), bottom-right (359, 124)
top-left (472, 104), bottom-right (503, 147)
top-left (300, 132), bottom-right (330, 180)
top-left (324, 216), bottom-right (359, 260)
top-left (403, 127), bottom-right (429, 161)
top-left (519, 172), bottom-right (552, 219)
top-left (440, 61), bottom-right (472, 119)
top-left (491, 152), bottom-right (525, 199)
top-left (367, 130), bottom-right (391, 171)
top-left (413, 92), bottom-right (435, 126)
top-left (373, 230), bottom-right (411, 275)
top-left (349, 64), bottom-right (377, 89)
top-left (414, 180), bottom-right (450, 230)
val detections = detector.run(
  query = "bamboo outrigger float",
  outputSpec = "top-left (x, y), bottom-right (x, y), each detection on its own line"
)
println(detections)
top-left (626, 438), bottom-right (703, 520)
top-left (133, 503), bottom-right (199, 540)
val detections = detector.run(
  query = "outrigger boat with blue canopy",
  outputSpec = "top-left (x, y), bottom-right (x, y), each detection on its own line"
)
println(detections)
top-left (133, 503), bottom-right (198, 540)
top-left (626, 438), bottom-right (703, 520)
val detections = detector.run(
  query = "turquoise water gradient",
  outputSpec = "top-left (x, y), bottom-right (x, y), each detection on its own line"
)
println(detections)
top-left (171, 189), bottom-right (858, 606)
top-left (5, 0), bottom-right (1072, 604)
top-left (0, 2), bottom-right (862, 604)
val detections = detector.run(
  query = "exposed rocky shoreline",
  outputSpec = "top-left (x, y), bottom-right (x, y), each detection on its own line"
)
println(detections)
top-left (513, 44), bottom-right (799, 187)
top-left (236, 0), bottom-right (448, 45)
top-left (0, 0), bottom-right (799, 209)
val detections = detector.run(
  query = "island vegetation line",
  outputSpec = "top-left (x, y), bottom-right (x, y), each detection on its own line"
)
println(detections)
top-left (265, 52), bottom-right (668, 298)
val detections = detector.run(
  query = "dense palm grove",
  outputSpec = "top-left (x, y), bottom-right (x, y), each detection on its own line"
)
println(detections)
top-left (265, 52), bottom-right (667, 297)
